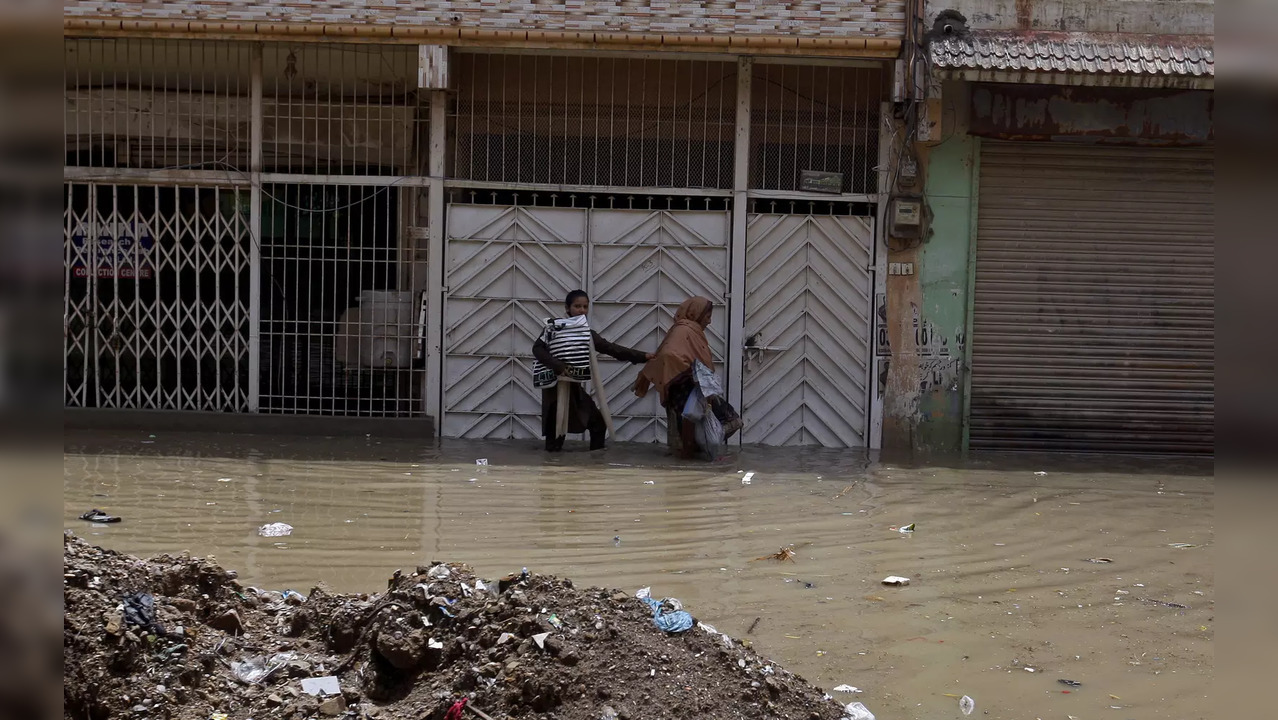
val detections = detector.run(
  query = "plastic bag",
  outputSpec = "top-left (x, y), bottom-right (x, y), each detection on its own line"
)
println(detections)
top-left (692, 360), bottom-right (724, 398)
top-left (682, 386), bottom-right (706, 421)
top-left (696, 408), bottom-right (724, 460)
top-left (641, 596), bottom-right (694, 633)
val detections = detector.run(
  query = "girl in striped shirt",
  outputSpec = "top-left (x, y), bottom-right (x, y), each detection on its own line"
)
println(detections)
top-left (532, 290), bottom-right (652, 451)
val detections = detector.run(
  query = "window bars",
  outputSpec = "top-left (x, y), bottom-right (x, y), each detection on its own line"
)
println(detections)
top-left (452, 52), bottom-right (738, 190)
top-left (750, 63), bottom-right (883, 195)
top-left (64, 38), bottom-right (427, 417)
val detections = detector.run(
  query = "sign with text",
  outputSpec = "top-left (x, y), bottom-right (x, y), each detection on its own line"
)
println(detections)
top-left (70, 222), bottom-right (157, 280)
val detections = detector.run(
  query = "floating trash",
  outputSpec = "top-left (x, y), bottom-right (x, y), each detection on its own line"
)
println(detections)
top-left (257, 522), bottom-right (293, 538)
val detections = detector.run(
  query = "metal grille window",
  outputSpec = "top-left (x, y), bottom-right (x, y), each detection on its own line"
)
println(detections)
top-left (259, 184), bottom-right (424, 417)
top-left (750, 64), bottom-right (883, 195)
top-left (65, 39), bottom-right (255, 172)
top-left (66, 39), bottom-right (421, 176)
top-left (453, 53), bottom-right (737, 190)
top-left (65, 38), bottom-right (428, 418)
top-left (64, 183), bottom-right (251, 411)
top-left (262, 44), bottom-right (419, 176)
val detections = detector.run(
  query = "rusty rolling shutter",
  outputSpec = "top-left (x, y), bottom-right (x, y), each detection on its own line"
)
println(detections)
top-left (970, 141), bottom-right (1214, 454)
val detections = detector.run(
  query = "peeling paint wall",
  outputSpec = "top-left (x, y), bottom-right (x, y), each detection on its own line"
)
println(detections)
top-left (924, 0), bottom-right (1213, 34)
top-left (970, 83), bottom-right (1213, 144)
top-left (882, 81), bottom-right (975, 455)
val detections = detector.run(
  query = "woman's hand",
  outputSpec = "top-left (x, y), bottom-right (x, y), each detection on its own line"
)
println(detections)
top-left (646, 352), bottom-right (656, 360)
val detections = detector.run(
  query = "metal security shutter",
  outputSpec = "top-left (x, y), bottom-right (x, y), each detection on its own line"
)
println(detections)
top-left (971, 142), bottom-right (1214, 454)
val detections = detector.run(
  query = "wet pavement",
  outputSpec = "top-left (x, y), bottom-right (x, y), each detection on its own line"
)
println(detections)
top-left (64, 430), bottom-right (1212, 719)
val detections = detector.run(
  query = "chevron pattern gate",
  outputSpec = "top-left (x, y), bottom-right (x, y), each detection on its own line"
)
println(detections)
top-left (588, 209), bottom-right (729, 443)
top-left (442, 204), bottom-right (729, 440)
top-left (741, 213), bottom-right (874, 446)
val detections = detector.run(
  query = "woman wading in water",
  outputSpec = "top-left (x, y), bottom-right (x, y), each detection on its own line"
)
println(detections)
top-left (633, 296), bottom-right (741, 457)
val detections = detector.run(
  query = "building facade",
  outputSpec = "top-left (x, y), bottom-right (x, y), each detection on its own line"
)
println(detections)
top-left (63, 2), bottom-right (907, 448)
top-left (885, 0), bottom-right (1214, 455)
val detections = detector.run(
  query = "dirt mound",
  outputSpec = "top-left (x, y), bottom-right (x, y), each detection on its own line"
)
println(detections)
top-left (64, 533), bottom-right (861, 720)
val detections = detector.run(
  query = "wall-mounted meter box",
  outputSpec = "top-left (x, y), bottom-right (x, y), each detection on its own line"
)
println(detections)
top-left (889, 195), bottom-right (925, 240)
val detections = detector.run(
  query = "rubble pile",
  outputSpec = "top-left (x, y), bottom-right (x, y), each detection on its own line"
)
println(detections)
top-left (64, 534), bottom-right (857, 720)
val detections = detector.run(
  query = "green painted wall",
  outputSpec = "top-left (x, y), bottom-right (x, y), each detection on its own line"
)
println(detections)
top-left (913, 133), bottom-right (976, 453)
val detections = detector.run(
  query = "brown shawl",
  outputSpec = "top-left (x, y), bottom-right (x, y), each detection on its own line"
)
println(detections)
top-left (633, 296), bottom-right (714, 405)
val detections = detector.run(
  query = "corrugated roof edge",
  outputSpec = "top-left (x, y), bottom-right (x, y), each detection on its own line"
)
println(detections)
top-left (930, 31), bottom-right (1213, 78)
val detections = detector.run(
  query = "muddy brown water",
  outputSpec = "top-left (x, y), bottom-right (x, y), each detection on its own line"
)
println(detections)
top-left (64, 431), bottom-right (1212, 720)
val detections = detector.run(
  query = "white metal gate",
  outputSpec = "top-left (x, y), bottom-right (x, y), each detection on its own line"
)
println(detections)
top-left (741, 213), bottom-right (875, 446)
top-left (442, 203), bottom-right (730, 440)
top-left (442, 206), bottom-right (588, 438)
top-left (64, 183), bottom-right (252, 411)
top-left (588, 208), bottom-right (729, 442)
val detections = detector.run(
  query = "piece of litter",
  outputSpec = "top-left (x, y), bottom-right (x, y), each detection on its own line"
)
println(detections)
top-left (1168, 543), bottom-right (1199, 549)
top-left (532, 632), bottom-right (550, 649)
top-left (257, 522), bottom-right (293, 538)
top-left (428, 638), bottom-right (444, 650)
top-left (427, 565), bottom-right (451, 580)
top-left (842, 701), bottom-right (876, 720)
top-left (476, 459), bottom-right (488, 466)
top-left (959, 695), bottom-right (975, 715)
top-left (832, 684), bottom-right (862, 694)
top-left (299, 676), bottom-right (340, 696)
top-left (1034, 471), bottom-right (1047, 476)
top-left (1087, 558), bottom-right (1113, 563)
top-left (897, 523), bottom-right (915, 533)
top-left (1058, 679), bottom-right (1082, 687)
top-left (741, 472), bottom-right (755, 485)
top-left (468, 478), bottom-right (477, 483)
top-left (497, 633), bottom-right (514, 646)
top-left (217, 478), bottom-right (232, 483)
top-left (1024, 667), bottom-right (1036, 673)
top-left (635, 587), bottom-right (652, 600)
top-left (881, 576), bottom-right (910, 586)
top-left (644, 480), bottom-right (655, 485)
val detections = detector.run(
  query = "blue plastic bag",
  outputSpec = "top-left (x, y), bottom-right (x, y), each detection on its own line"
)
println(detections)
top-left (641, 596), bottom-right (694, 633)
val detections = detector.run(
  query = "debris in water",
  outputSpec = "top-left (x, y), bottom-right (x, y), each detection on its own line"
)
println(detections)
top-left (747, 617), bottom-right (761, 634)
top-left (1138, 597), bottom-right (1188, 609)
top-left (754, 546), bottom-right (798, 563)
top-left (79, 509), bottom-right (121, 524)
top-left (1058, 679), bottom-right (1082, 687)
top-left (842, 701), bottom-right (876, 720)
top-left (896, 523), bottom-right (915, 534)
top-left (741, 472), bottom-right (755, 485)
top-left (832, 684), bottom-right (862, 693)
top-left (476, 458), bottom-right (488, 466)
top-left (257, 522), bottom-right (293, 537)
top-left (959, 695), bottom-right (975, 715)
top-left (1034, 471), bottom-right (1047, 476)
top-left (644, 480), bottom-right (655, 485)
top-left (881, 576), bottom-right (911, 587)
top-left (1168, 543), bottom-right (1199, 549)
top-left (1087, 558), bottom-right (1113, 563)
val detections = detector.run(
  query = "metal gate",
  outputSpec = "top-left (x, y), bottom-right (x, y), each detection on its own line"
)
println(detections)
top-left (64, 183), bottom-right (251, 411)
top-left (588, 208), bottom-right (729, 442)
top-left (971, 141), bottom-right (1215, 454)
top-left (441, 202), bottom-right (730, 440)
top-left (741, 213), bottom-right (875, 446)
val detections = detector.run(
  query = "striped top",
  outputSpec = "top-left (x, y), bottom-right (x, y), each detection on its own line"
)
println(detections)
top-left (531, 315), bottom-right (592, 388)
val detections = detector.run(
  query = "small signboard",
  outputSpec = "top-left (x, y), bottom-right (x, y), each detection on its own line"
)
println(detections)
top-left (799, 170), bottom-right (844, 194)
top-left (69, 221), bottom-right (156, 280)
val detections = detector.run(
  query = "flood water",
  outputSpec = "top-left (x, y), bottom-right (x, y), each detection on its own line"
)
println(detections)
top-left (64, 431), bottom-right (1212, 720)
